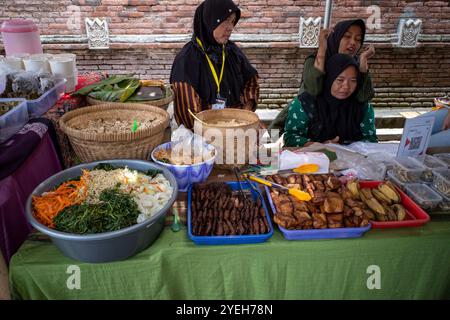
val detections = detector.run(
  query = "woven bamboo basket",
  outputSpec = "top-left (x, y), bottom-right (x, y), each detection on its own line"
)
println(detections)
top-left (86, 86), bottom-right (173, 111)
top-left (194, 108), bottom-right (260, 170)
top-left (59, 103), bottom-right (169, 162)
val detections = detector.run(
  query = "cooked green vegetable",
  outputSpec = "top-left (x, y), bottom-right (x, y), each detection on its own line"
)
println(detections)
top-left (145, 169), bottom-right (162, 178)
top-left (53, 189), bottom-right (140, 234)
top-left (93, 163), bottom-right (117, 171)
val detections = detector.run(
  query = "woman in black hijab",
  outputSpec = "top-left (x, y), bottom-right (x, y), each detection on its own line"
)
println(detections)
top-left (269, 19), bottom-right (375, 133)
top-left (284, 54), bottom-right (377, 147)
top-left (170, 0), bottom-right (259, 129)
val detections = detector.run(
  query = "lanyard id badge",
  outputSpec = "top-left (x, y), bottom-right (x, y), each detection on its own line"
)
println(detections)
top-left (196, 37), bottom-right (227, 110)
top-left (212, 95), bottom-right (227, 110)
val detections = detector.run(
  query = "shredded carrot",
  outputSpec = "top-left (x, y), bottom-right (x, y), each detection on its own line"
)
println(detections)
top-left (32, 174), bottom-right (88, 228)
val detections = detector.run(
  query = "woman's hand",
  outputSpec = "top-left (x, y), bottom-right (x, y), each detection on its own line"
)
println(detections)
top-left (443, 110), bottom-right (450, 131)
top-left (324, 136), bottom-right (339, 144)
top-left (303, 141), bottom-right (315, 147)
top-left (359, 45), bottom-right (375, 73)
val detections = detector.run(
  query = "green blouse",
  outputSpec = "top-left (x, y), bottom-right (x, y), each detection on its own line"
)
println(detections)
top-left (284, 96), bottom-right (378, 147)
top-left (269, 56), bottom-right (375, 133)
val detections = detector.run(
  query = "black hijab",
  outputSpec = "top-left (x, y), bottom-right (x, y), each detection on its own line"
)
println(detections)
top-left (170, 0), bottom-right (257, 107)
top-left (299, 54), bottom-right (368, 144)
top-left (325, 19), bottom-right (366, 61)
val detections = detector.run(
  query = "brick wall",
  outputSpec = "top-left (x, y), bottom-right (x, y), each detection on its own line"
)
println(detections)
top-left (1, 0), bottom-right (450, 109)
top-left (2, 0), bottom-right (449, 35)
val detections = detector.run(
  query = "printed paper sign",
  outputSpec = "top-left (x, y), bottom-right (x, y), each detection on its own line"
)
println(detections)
top-left (397, 116), bottom-right (434, 161)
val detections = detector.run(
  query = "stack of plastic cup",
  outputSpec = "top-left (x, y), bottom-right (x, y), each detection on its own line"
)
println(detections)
top-left (1, 56), bottom-right (25, 71)
top-left (23, 53), bottom-right (52, 73)
top-left (49, 53), bottom-right (77, 93)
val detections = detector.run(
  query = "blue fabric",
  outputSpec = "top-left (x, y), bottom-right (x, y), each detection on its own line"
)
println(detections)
top-left (417, 109), bottom-right (450, 148)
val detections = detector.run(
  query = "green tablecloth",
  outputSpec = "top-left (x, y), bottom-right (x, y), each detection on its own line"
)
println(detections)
top-left (9, 220), bottom-right (450, 300)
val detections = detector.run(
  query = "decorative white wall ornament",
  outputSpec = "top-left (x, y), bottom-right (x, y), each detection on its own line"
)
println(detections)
top-left (397, 18), bottom-right (422, 48)
top-left (85, 18), bottom-right (109, 49)
top-left (299, 17), bottom-right (321, 48)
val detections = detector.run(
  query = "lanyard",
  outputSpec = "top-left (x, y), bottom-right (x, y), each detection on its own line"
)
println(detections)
top-left (196, 37), bottom-right (225, 95)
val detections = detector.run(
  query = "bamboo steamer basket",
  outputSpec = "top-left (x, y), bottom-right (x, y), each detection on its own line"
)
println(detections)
top-left (86, 86), bottom-right (173, 111)
top-left (59, 103), bottom-right (169, 162)
top-left (194, 108), bottom-right (260, 170)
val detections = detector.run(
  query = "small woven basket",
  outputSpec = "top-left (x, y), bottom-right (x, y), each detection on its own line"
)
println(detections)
top-left (194, 108), bottom-right (260, 170)
top-left (59, 103), bottom-right (169, 162)
top-left (86, 87), bottom-right (174, 111)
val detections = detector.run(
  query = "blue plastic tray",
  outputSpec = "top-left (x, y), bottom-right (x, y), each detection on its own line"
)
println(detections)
top-left (188, 182), bottom-right (274, 245)
top-left (264, 186), bottom-right (371, 240)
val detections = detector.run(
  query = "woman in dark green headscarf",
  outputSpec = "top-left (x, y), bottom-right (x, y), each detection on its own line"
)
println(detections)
top-left (284, 54), bottom-right (377, 147)
top-left (270, 19), bottom-right (375, 134)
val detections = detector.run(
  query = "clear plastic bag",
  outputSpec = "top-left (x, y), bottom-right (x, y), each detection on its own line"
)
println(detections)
top-left (354, 157), bottom-right (387, 180)
top-left (36, 72), bottom-right (56, 95)
top-left (0, 71), bottom-right (57, 99)
top-left (169, 125), bottom-right (212, 165)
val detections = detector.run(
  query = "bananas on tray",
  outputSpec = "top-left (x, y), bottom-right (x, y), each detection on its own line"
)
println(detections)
top-left (347, 180), bottom-right (406, 222)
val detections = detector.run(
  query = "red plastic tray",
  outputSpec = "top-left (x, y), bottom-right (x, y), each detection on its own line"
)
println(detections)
top-left (359, 181), bottom-right (430, 228)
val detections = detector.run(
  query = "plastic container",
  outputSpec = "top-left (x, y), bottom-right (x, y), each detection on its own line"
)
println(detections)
top-left (386, 169), bottom-right (410, 192)
top-left (187, 182), bottom-right (274, 245)
top-left (415, 155), bottom-right (447, 183)
top-left (49, 54), bottom-right (78, 92)
top-left (1, 56), bottom-right (24, 71)
top-left (151, 141), bottom-right (216, 192)
top-left (438, 192), bottom-right (450, 211)
top-left (27, 78), bottom-right (66, 118)
top-left (63, 76), bottom-right (78, 93)
top-left (429, 186), bottom-right (450, 212)
top-left (432, 170), bottom-right (450, 197)
top-left (265, 186), bottom-right (371, 240)
top-left (404, 183), bottom-right (443, 211)
top-left (392, 157), bottom-right (426, 183)
top-left (0, 98), bottom-right (28, 143)
top-left (25, 160), bottom-right (178, 263)
top-left (23, 54), bottom-right (51, 73)
top-left (359, 181), bottom-right (430, 228)
top-left (434, 153), bottom-right (450, 168)
top-left (1, 19), bottom-right (43, 56)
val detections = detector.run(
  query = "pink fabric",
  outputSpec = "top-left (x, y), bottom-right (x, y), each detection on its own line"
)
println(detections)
top-left (0, 132), bottom-right (62, 264)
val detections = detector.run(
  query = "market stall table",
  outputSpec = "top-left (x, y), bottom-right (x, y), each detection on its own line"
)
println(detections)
top-left (9, 215), bottom-right (450, 299)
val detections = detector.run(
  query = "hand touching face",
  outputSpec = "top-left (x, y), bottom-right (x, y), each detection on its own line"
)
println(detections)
top-left (330, 65), bottom-right (358, 100)
top-left (213, 13), bottom-right (236, 45)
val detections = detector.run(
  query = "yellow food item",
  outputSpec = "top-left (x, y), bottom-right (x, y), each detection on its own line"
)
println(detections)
top-left (377, 182), bottom-right (401, 204)
top-left (293, 163), bottom-right (320, 174)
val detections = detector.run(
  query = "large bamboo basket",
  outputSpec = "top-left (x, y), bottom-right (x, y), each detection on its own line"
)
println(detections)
top-left (86, 87), bottom-right (174, 111)
top-left (194, 108), bottom-right (260, 170)
top-left (59, 103), bottom-right (169, 162)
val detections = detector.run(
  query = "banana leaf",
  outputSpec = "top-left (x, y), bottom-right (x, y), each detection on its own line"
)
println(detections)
top-left (87, 78), bottom-right (140, 102)
top-left (71, 75), bottom-right (134, 96)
